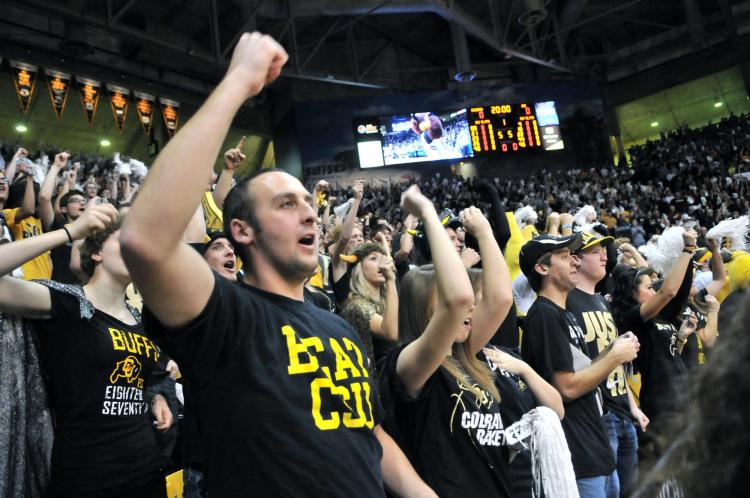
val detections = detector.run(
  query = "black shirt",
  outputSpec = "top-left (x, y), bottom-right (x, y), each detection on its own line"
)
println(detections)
top-left (382, 346), bottom-right (513, 498)
top-left (50, 220), bottom-right (79, 284)
top-left (522, 296), bottom-right (615, 479)
top-left (485, 347), bottom-right (537, 498)
top-left (681, 303), bottom-right (708, 371)
top-left (617, 305), bottom-right (688, 421)
top-left (143, 274), bottom-right (384, 498)
top-left (33, 286), bottom-right (162, 493)
top-left (567, 288), bottom-right (632, 422)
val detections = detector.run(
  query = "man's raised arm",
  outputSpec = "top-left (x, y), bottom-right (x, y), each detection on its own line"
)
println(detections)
top-left (120, 33), bottom-right (288, 328)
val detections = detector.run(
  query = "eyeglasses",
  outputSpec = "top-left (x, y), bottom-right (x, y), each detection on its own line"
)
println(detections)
top-left (0, 178), bottom-right (9, 185)
top-left (67, 197), bottom-right (86, 205)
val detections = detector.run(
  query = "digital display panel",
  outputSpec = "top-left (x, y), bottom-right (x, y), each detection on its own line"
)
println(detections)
top-left (353, 101), bottom-right (563, 168)
top-left (380, 110), bottom-right (474, 166)
top-left (468, 101), bottom-right (564, 154)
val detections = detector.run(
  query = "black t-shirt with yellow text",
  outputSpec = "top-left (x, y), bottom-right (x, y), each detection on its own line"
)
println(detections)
top-left (143, 274), bottom-right (384, 498)
top-left (522, 296), bottom-right (615, 479)
top-left (33, 286), bottom-right (162, 493)
top-left (567, 288), bottom-right (633, 422)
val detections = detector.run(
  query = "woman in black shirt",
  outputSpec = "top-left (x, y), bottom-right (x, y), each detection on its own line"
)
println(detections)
top-left (382, 186), bottom-right (515, 497)
top-left (610, 229), bottom-right (699, 444)
top-left (0, 204), bottom-right (172, 498)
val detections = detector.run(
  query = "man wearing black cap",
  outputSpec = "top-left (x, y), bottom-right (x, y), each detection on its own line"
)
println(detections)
top-left (567, 232), bottom-right (647, 498)
top-left (519, 234), bottom-right (638, 498)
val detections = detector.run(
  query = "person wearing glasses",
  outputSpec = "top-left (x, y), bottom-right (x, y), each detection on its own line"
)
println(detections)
top-left (610, 229), bottom-right (699, 460)
top-left (38, 152), bottom-right (88, 283)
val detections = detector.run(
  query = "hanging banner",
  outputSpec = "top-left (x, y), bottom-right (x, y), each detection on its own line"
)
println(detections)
top-left (45, 69), bottom-right (72, 119)
top-left (160, 97), bottom-right (180, 138)
top-left (159, 97), bottom-right (180, 138)
top-left (107, 84), bottom-right (130, 132)
top-left (77, 77), bottom-right (101, 126)
top-left (9, 61), bottom-right (38, 114)
top-left (134, 91), bottom-right (155, 136)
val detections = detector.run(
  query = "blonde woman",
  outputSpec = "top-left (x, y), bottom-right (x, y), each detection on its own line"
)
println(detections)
top-left (340, 240), bottom-right (398, 368)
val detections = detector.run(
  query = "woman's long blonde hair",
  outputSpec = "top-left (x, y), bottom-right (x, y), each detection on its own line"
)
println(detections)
top-left (398, 265), bottom-right (500, 401)
top-left (348, 242), bottom-right (387, 305)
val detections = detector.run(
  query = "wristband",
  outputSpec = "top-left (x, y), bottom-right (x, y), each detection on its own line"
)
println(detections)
top-left (62, 225), bottom-right (73, 244)
top-left (682, 248), bottom-right (695, 255)
top-left (561, 223), bottom-right (573, 229)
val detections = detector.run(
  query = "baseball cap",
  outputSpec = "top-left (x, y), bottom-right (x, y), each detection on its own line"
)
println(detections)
top-left (519, 233), bottom-right (583, 290)
top-left (204, 230), bottom-right (232, 252)
top-left (575, 231), bottom-right (614, 254)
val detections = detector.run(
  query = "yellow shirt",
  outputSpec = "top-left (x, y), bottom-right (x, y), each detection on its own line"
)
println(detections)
top-left (202, 191), bottom-right (224, 232)
top-left (4, 208), bottom-right (52, 280)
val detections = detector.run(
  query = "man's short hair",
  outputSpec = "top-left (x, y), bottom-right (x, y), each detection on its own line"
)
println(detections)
top-left (60, 189), bottom-right (86, 208)
top-left (222, 168), bottom-right (285, 265)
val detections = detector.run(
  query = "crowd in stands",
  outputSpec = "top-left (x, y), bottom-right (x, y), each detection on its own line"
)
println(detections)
top-left (0, 32), bottom-right (748, 498)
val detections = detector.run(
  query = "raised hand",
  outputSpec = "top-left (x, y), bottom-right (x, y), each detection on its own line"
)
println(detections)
top-left (682, 228), bottom-right (698, 247)
top-left (67, 203), bottom-right (119, 240)
top-left (226, 32), bottom-right (289, 99)
top-left (704, 294), bottom-right (720, 313)
top-left (678, 312), bottom-right (698, 340)
top-left (223, 136), bottom-right (246, 170)
top-left (353, 180), bottom-right (364, 201)
top-left (53, 151), bottom-right (70, 168)
top-left (459, 206), bottom-right (492, 237)
top-left (12, 147), bottom-right (28, 162)
top-left (400, 185), bottom-right (434, 219)
top-left (377, 254), bottom-right (396, 281)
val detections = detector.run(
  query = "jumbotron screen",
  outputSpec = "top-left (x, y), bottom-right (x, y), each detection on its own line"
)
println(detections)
top-left (353, 101), bottom-right (563, 169)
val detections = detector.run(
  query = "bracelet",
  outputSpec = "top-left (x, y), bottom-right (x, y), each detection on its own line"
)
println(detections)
top-left (561, 223), bottom-right (573, 229)
top-left (682, 248), bottom-right (695, 255)
top-left (62, 225), bottom-right (73, 244)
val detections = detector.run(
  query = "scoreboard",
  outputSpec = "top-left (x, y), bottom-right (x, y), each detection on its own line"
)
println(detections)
top-left (353, 101), bottom-right (563, 168)
top-left (468, 102), bottom-right (563, 154)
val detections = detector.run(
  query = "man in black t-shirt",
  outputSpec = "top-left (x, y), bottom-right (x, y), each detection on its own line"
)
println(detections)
top-left (519, 234), bottom-right (638, 498)
top-left (122, 33), bottom-right (435, 498)
top-left (567, 232), bottom-right (648, 498)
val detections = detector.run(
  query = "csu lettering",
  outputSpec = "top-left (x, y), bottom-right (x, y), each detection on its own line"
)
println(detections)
top-left (282, 325), bottom-right (375, 431)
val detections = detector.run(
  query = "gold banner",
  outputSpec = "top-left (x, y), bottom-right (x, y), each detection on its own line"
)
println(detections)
top-left (9, 61), bottom-right (38, 114)
top-left (77, 77), bottom-right (101, 126)
top-left (160, 97), bottom-right (180, 138)
top-left (134, 91), bottom-right (155, 136)
top-left (107, 84), bottom-right (130, 132)
top-left (45, 69), bottom-right (71, 119)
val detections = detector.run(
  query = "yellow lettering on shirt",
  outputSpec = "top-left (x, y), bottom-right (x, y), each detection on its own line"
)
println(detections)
top-left (282, 325), bottom-right (324, 374)
top-left (108, 328), bottom-right (159, 362)
top-left (281, 325), bottom-right (374, 431)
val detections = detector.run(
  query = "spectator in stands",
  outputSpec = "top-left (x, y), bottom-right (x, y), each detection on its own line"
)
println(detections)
top-left (567, 232), bottom-right (649, 497)
top-left (0, 204), bottom-right (172, 497)
top-left (121, 31), bottom-right (435, 498)
top-left (520, 233), bottom-right (639, 497)
top-left (610, 229), bottom-right (699, 457)
top-left (382, 191), bottom-right (514, 497)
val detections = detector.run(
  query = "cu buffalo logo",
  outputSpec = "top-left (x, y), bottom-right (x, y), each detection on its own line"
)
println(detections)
top-left (109, 355), bottom-right (143, 384)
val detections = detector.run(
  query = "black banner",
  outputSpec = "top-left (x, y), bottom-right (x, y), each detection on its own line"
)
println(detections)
top-left (160, 97), bottom-right (180, 138)
top-left (10, 60), bottom-right (38, 114)
top-left (77, 77), bottom-right (102, 126)
top-left (134, 91), bottom-right (155, 136)
top-left (45, 69), bottom-right (71, 119)
top-left (107, 84), bottom-right (130, 132)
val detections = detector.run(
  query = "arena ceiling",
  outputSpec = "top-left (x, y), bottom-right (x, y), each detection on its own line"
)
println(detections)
top-left (1, 0), bottom-right (749, 130)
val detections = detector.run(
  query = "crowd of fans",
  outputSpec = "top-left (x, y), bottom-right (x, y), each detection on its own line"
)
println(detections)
top-left (0, 32), bottom-right (748, 498)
